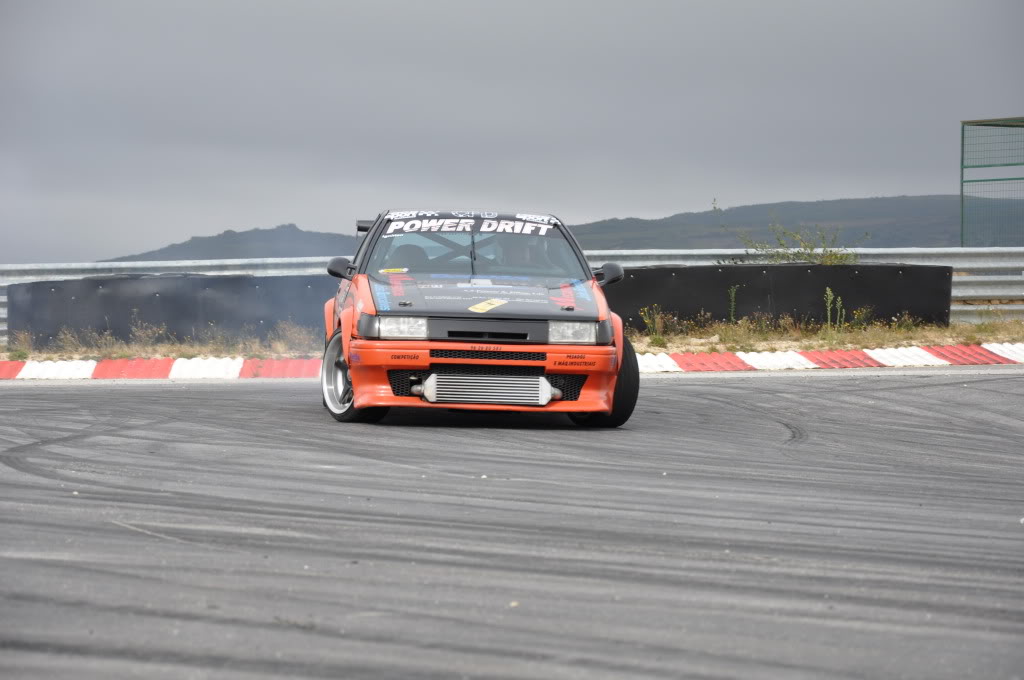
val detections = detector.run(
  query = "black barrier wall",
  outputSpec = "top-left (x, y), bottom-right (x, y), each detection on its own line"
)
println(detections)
top-left (7, 264), bottom-right (952, 346)
top-left (603, 264), bottom-right (952, 329)
top-left (8, 274), bottom-right (339, 345)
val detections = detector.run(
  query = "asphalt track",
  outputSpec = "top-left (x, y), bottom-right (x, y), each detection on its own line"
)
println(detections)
top-left (1, 368), bottom-right (1022, 679)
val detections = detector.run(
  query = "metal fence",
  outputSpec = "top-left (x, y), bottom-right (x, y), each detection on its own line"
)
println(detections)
top-left (2, 248), bottom-right (1023, 344)
top-left (961, 117), bottom-right (1024, 246)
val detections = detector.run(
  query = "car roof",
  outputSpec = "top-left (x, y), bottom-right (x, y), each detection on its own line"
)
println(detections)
top-left (383, 210), bottom-right (562, 225)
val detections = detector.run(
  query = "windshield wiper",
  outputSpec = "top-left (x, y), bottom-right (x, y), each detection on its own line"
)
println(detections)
top-left (469, 227), bottom-right (477, 277)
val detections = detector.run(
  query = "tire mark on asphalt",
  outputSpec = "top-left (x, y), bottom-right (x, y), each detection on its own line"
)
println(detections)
top-left (2, 377), bottom-right (1022, 679)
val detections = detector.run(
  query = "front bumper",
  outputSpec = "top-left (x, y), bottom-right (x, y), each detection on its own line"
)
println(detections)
top-left (347, 340), bottom-right (618, 412)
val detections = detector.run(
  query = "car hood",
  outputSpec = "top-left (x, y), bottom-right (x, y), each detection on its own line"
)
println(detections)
top-left (368, 273), bottom-right (601, 320)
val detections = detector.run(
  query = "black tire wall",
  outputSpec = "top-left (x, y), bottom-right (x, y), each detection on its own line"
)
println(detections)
top-left (6, 263), bottom-right (952, 346)
top-left (8, 274), bottom-right (338, 346)
top-left (601, 263), bottom-right (952, 329)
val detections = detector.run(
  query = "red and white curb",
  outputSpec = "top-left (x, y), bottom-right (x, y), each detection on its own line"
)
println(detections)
top-left (0, 357), bottom-right (322, 380)
top-left (0, 344), bottom-right (1021, 380)
top-left (635, 343), bottom-right (1024, 372)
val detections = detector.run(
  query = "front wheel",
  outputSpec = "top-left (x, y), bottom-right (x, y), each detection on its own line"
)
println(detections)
top-left (321, 332), bottom-right (389, 423)
top-left (568, 336), bottom-right (639, 428)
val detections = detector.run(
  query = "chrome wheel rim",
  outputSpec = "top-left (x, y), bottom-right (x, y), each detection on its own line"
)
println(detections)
top-left (321, 335), bottom-right (353, 414)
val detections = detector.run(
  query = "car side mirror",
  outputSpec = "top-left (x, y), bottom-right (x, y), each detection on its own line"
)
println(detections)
top-left (595, 262), bottom-right (625, 287)
top-left (327, 256), bottom-right (353, 279)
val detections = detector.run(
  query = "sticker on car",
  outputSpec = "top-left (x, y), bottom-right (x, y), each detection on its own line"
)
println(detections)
top-left (468, 298), bottom-right (508, 313)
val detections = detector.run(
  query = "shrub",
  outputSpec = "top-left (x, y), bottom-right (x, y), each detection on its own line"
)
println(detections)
top-left (639, 304), bottom-right (668, 348)
top-left (128, 311), bottom-right (171, 346)
top-left (727, 284), bottom-right (741, 323)
top-left (738, 224), bottom-right (859, 265)
top-left (10, 330), bottom-right (34, 355)
top-left (268, 321), bottom-right (320, 356)
top-left (823, 287), bottom-right (846, 331)
top-left (850, 306), bottom-right (874, 329)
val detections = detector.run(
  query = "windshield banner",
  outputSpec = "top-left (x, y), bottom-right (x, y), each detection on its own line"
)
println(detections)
top-left (385, 218), bottom-right (556, 236)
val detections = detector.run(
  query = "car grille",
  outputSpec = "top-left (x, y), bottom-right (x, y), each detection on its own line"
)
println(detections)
top-left (386, 365), bottom-right (586, 402)
top-left (427, 318), bottom-right (547, 344)
top-left (446, 330), bottom-right (530, 341)
top-left (387, 369), bottom-right (418, 397)
top-left (430, 349), bottom-right (547, 361)
top-left (546, 374), bottom-right (587, 401)
top-left (435, 364), bottom-right (543, 376)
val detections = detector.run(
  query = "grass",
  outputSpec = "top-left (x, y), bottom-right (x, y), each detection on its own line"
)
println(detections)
top-left (1, 320), bottom-right (322, 362)
top-left (628, 311), bottom-right (1024, 355)
top-left (3, 316), bottom-right (1023, 361)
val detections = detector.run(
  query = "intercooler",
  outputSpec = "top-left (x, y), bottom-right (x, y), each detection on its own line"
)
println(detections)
top-left (420, 373), bottom-right (559, 406)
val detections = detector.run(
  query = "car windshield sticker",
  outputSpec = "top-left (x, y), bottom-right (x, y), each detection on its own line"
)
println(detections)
top-left (387, 273), bottom-right (415, 296)
top-left (371, 282), bottom-right (391, 311)
top-left (386, 218), bottom-right (475, 234)
top-left (468, 298), bottom-right (508, 313)
top-left (571, 279), bottom-right (592, 301)
top-left (515, 213), bottom-right (560, 225)
top-left (385, 218), bottom-right (557, 236)
top-left (378, 267), bottom-right (409, 274)
top-left (550, 282), bottom-right (576, 308)
top-left (386, 210), bottom-right (440, 219)
top-left (480, 220), bottom-right (554, 235)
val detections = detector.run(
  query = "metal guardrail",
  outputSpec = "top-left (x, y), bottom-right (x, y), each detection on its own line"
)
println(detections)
top-left (2, 248), bottom-right (1023, 343)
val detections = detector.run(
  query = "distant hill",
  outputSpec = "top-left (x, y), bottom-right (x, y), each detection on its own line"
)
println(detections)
top-left (107, 195), bottom-right (1007, 261)
top-left (570, 195), bottom-right (963, 250)
top-left (106, 223), bottom-right (359, 261)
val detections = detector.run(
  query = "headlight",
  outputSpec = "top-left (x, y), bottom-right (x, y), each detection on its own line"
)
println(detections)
top-left (548, 321), bottom-right (598, 344)
top-left (378, 316), bottom-right (428, 339)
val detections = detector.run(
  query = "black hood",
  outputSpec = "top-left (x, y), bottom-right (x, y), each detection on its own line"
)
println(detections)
top-left (369, 273), bottom-right (600, 320)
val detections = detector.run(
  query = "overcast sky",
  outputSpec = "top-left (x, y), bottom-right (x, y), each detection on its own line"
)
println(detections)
top-left (2, 0), bottom-right (1022, 263)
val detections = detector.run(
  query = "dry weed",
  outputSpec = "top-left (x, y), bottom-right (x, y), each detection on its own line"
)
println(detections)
top-left (7, 320), bottom-right (323, 361)
top-left (630, 317), bottom-right (1024, 354)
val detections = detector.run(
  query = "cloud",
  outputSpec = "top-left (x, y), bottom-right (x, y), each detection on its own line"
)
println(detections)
top-left (2, 0), bottom-right (1022, 262)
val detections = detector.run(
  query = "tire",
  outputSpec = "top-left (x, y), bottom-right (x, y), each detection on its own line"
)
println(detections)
top-left (569, 336), bottom-right (639, 428)
top-left (321, 331), bottom-right (389, 423)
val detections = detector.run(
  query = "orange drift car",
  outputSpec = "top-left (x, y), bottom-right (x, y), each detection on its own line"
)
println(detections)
top-left (321, 211), bottom-right (638, 427)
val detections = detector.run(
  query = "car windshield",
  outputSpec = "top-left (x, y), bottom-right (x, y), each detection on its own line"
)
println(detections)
top-left (365, 217), bottom-right (590, 281)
